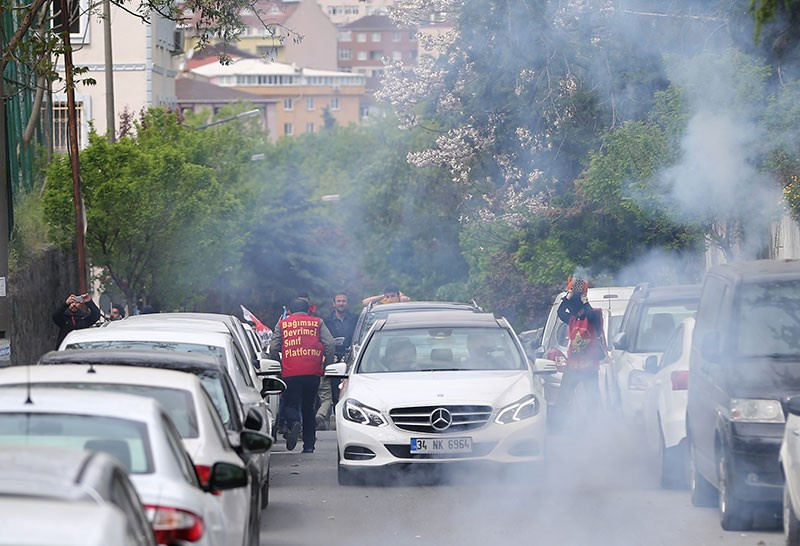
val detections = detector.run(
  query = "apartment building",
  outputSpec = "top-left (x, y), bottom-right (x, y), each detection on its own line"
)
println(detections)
top-left (54, 0), bottom-right (180, 150)
top-left (317, 0), bottom-right (393, 24)
top-left (190, 57), bottom-right (365, 138)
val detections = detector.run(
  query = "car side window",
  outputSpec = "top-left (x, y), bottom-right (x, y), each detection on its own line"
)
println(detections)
top-left (232, 343), bottom-right (254, 387)
top-left (160, 413), bottom-right (199, 487)
top-left (199, 387), bottom-right (230, 448)
top-left (109, 469), bottom-right (153, 546)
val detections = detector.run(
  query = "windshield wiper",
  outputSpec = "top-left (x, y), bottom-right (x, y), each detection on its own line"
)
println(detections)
top-left (414, 368), bottom-right (467, 372)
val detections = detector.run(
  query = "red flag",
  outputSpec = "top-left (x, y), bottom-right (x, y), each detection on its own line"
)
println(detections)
top-left (240, 305), bottom-right (271, 333)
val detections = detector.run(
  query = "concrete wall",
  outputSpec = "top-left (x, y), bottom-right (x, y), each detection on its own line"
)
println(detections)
top-left (8, 248), bottom-right (79, 365)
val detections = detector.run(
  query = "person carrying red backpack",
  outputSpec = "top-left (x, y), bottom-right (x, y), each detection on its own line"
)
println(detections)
top-left (551, 277), bottom-right (607, 431)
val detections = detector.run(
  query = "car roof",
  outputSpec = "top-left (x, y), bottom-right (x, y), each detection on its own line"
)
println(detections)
top-left (61, 326), bottom-right (232, 346)
top-left (0, 386), bottom-right (163, 421)
top-left (111, 317), bottom-right (230, 333)
top-left (380, 310), bottom-right (504, 329)
top-left (39, 348), bottom-right (223, 370)
top-left (630, 283), bottom-right (702, 303)
top-left (709, 258), bottom-right (800, 282)
top-left (366, 300), bottom-right (482, 313)
top-left (0, 498), bottom-right (128, 546)
top-left (0, 364), bottom-right (203, 391)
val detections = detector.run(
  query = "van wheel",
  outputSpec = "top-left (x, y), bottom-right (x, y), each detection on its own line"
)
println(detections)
top-left (718, 450), bottom-right (753, 531)
top-left (689, 442), bottom-right (717, 507)
top-left (785, 483), bottom-right (800, 545)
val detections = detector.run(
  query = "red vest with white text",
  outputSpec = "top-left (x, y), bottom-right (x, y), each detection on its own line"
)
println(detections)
top-left (279, 313), bottom-right (325, 377)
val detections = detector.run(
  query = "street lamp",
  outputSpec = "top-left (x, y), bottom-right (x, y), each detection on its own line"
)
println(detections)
top-left (191, 109), bottom-right (261, 130)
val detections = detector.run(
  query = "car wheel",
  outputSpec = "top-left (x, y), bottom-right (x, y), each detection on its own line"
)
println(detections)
top-left (785, 483), bottom-right (800, 545)
top-left (260, 465), bottom-right (270, 510)
top-left (337, 447), bottom-right (361, 486)
top-left (718, 450), bottom-right (753, 531)
top-left (689, 442), bottom-right (717, 507)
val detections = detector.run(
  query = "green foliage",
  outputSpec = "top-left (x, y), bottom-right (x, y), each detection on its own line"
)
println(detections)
top-left (9, 189), bottom-right (50, 271)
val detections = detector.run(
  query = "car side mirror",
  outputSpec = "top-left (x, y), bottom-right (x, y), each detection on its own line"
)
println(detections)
top-left (325, 362), bottom-right (348, 378)
top-left (612, 332), bottom-right (627, 351)
top-left (700, 331), bottom-right (721, 362)
top-left (788, 396), bottom-right (800, 417)
top-left (256, 359), bottom-right (282, 376)
top-left (239, 430), bottom-right (273, 454)
top-left (244, 408), bottom-right (264, 431)
top-left (533, 358), bottom-right (558, 375)
top-left (644, 355), bottom-right (659, 374)
top-left (260, 376), bottom-right (286, 398)
top-left (205, 462), bottom-right (249, 493)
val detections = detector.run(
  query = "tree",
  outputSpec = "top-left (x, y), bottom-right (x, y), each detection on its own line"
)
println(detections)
top-left (42, 108), bottom-right (252, 309)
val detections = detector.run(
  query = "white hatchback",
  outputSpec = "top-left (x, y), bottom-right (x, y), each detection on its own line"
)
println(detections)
top-left (0, 388), bottom-right (247, 546)
top-left (328, 310), bottom-right (549, 485)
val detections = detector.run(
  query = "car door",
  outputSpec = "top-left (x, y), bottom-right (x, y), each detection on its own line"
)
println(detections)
top-left (643, 324), bottom-right (684, 452)
top-left (688, 275), bottom-right (730, 481)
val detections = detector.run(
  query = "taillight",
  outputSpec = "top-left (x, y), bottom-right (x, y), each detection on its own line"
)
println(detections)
top-left (144, 505), bottom-right (205, 544)
top-left (671, 370), bottom-right (689, 390)
top-left (194, 464), bottom-right (222, 496)
top-left (546, 348), bottom-right (567, 370)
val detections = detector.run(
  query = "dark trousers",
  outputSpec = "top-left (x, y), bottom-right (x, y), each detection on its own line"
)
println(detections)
top-left (551, 367), bottom-right (600, 431)
top-left (283, 375), bottom-right (321, 450)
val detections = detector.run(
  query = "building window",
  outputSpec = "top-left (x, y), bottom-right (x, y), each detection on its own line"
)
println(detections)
top-left (372, 32), bottom-right (381, 42)
top-left (284, 123), bottom-right (293, 136)
top-left (392, 31), bottom-right (402, 42)
top-left (306, 97), bottom-right (315, 110)
top-left (409, 30), bottom-right (416, 41)
top-left (306, 123), bottom-right (314, 133)
top-left (331, 97), bottom-right (340, 110)
top-left (369, 50), bottom-right (382, 61)
top-left (52, 100), bottom-right (82, 153)
top-left (284, 98), bottom-right (293, 111)
top-left (357, 51), bottom-right (367, 61)
top-left (52, 0), bottom-right (90, 44)
top-left (338, 48), bottom-right (352, 60)
top-left (338, 30), bottom-right (351, 42)
top-left (356, 32), bottom-right (367, 43)
top-left (409, 49), bottom-right (418, 60)
top-left (392, 50), bottom-right (402, 61)
top-left (360, 105), bottom-right (370, 119)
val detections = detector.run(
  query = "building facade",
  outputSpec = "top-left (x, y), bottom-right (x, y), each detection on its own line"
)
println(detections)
top-left (316, 0), bottom-right (394, 25)
top-left (190, 58), bottom-right (365, 138)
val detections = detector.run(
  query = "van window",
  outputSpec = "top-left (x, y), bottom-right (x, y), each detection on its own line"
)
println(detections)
top-left (736, 280), bottom-right (800, 357)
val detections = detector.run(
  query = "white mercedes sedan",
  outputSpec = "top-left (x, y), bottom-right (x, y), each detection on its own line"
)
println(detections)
top-left (327, 310), bottom-right (550, 485)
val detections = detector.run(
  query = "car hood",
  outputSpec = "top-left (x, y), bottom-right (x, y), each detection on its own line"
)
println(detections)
top-left (345, 370), bottom-right (536, 409)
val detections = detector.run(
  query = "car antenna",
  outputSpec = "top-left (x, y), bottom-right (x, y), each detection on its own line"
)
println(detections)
top-left (24, 364), bottom-right (33, 404)
top-left (86, 361), bottom-right (96, 374)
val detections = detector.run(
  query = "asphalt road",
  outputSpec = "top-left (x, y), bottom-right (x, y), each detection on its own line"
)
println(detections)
top-left (261, 420), bottom-right (783, 546)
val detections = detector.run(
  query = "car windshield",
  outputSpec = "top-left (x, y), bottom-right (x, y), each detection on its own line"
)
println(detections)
top-left (66, 340), bottom-right (225, 360)
top-left (358, 327), bottom-right (525, 373)
top-left (1, 383), bottom-right (199, 438)
top-left (737, 280), bottom-right (800, 358)
top-left (632, 301), bottom-right (698, 352)
top-left (0, 413), bottom-right (153, 474)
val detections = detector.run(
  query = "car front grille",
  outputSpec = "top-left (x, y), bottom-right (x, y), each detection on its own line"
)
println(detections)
top-left (389, 405), bottom-right (493, 433)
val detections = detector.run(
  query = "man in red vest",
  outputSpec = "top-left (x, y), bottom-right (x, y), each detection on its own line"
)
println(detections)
top-left (269, 298), bottom-right (335, 452)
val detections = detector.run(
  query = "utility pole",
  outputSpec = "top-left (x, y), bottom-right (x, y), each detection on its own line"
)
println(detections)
top-left (59, 0), bottom-right (88, 294)
top-left (0, 76), bottom-right (10, 356)
top-left (103, 0), bottom-right (115, 142)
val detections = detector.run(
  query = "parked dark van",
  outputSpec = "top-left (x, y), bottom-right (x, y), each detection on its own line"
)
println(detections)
top-left (687, 259), bottom-right (800, 530)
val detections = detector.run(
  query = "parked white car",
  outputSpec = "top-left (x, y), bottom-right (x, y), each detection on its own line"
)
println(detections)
top-left (637, 317), bottom-right (694, 488)
top-left (0, 365), bottom-right (271, 546)
top-left (59, 326), bottom-right (274, 498)
top-left (0, 387), bottom-right (247, 546)
top-left (328, 310), bottom-right (550, 485)
top-left (781, 396), bottom-right (800, 544)
top-left (0, 445), bottom-right (154, 546)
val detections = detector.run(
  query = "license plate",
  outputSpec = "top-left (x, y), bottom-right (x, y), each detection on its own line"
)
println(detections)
top-left (410, 437), bottom-right (472, 454)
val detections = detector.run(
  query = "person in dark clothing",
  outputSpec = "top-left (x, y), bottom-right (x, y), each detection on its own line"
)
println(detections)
top-left (269, 298), bottom-right (334, 453)
top-left (52, 293), bottom-right (101, 348)
top-left (551, 278), bottom-right (606, 431)
top-left (316, 292), bottom-right (358, 428)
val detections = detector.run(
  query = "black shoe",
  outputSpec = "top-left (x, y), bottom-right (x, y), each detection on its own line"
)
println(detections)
top-left (302, 448), bottom-right (314, 453)
top-left (285, 422), bottom-right (301, 451)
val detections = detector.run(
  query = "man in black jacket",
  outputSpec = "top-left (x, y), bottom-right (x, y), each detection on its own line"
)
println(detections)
top-left (52, 293), bottom-right (101, 348)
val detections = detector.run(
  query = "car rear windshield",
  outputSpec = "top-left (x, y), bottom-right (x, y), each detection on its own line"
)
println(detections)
top-left (358, 327), bottom-right (525, 373)
top-left (66, 341), bottom-right (225, 360)
top-left (737, 280), bottom-right (800, 358)
top-left (0, 413), bottom-right (153, 474)
top-left (632, 301), bottom-right (698, 353)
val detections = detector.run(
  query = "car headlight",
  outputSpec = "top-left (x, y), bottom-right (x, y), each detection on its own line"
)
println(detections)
top-left (730, 399), bottom-right (785, 423)
top-left (343, 398), bottom-right (387, 427)
top-left (495, 395), bottom-right (540, 424)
